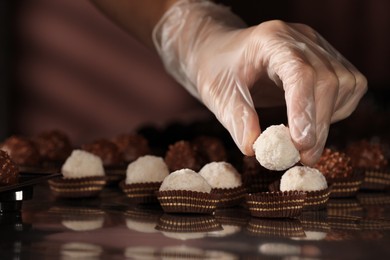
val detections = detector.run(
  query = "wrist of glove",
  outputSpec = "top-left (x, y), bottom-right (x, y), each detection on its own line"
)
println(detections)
top-left (153, 0), bottom-right (246, 99)
top-left (152, 0), bottom-right (367, 165)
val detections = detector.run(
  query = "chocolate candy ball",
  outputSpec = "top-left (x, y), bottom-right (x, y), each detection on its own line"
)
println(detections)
top-left (1, 135), bottom-right (40, 166)
top-left (0, 150), bottom-right (19, 185)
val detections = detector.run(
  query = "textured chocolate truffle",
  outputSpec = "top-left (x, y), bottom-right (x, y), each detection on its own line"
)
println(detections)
top-left (164, 140), bottom-right (201, 172)
top-left (82, 139), bottom-right (123, 167)
top-left (0, 150), bottom-right (19, 185)
top-left (314, 148), bottom-right (353, 179)
top-left (33, 130), bottom-right (72, 162)
top-left (192, 136), bottom-right (227, 164)
top-left (112, 134), bottom-right (150, 163)
top-left (0, 135), bottom-right (40, 166)
top-left (345, 140), bottom-right (388, 170)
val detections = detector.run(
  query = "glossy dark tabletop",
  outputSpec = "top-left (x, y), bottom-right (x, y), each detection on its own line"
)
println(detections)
top-left (1, 178), bottom-right (390, 260)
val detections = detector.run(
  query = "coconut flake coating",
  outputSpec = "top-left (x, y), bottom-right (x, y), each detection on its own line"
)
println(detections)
top-left (253, 124), bottom-right (300, 171)
top-left (199, 162), bottom-right (242, 189)
top-left (61, 150), bottom-right (105, 179)
top-left (280, 166), bottom-right (327, 192)
top-left (159, 169), bottom-right (211, 193)
top-left (126, 155), bottom-right (169, 184)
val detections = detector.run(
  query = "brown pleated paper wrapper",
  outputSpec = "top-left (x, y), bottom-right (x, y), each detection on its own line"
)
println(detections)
top-left (360, 168), bottom-right (390, 191)
top-left (268, 181), bottom-right (331, 211)
top-left (120, 181), bottom-right (161, 204)
top-left (104, 167), bottom-right (126, 186)
top-left (303, 187), bottom-right (331, 211)
top-left (245, 191), bottom-right (306, 218)
top-left (327, 169), bottom-right (365, 198)
top-left (156, 190), bottom-right (219, 214)
top-left (155, 213), bottom-right (222, 233)
top-left (246, 218), bottom-right (305, 238)
top-left (48, 176), bottom-right (106, 198)
top-left (212, 186), bottom-right (246, 208)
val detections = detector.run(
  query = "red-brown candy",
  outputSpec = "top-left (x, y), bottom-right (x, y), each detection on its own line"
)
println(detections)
top-left (192, 136), bottom-right (227, 165)
top-left (164, 140), bottom-right (201, 172)
top-left (345, 140), bottom-right (388, 170)
top-left (112, 134), bottom-right (150, 163)
top-left (0, 150), bottom-right (19, 185)
top-left (0, 136), bottom-right (40, 166)
top-left (33, 130), bottom-right (72, 162)
top-left (82, 139), bottom-right (123, 167)
top-left (314, 148), bottom-right (353, 179)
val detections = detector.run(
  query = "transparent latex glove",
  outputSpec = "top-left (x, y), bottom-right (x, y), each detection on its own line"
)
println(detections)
top-left (153, 0), bottom-right (367, 165)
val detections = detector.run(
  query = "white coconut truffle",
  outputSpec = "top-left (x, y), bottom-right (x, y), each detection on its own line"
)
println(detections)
top-left (280, 166), bottom-right (328, 192)
top-left (126, 155), bottom-right (169, 184)
top-left (199, 162), bottom-right (242, 189)
top-left (253, 124), bottom-right (300, 171)
top-left (159, 169), bottom-right (212, 193)
top-left (61, 150), bottom-right (105, 178)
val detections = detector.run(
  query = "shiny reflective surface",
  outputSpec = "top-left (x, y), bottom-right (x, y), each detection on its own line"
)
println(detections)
top-left (2, 182), bottom-right (390, 259)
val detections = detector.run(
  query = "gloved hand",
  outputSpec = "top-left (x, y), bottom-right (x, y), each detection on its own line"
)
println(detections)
top-left (153, 0), bottom-right (367, 165)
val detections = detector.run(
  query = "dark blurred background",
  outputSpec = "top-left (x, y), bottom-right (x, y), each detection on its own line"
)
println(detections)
top-left (1, 0), bottom-right (389, 145)
top-left (1, 2), bottom-right (14, 140)
top-left (226, 0), bottom-right (390, 90)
